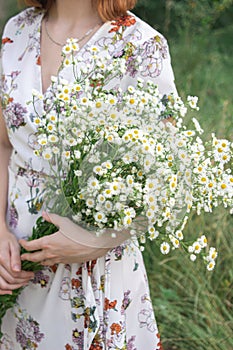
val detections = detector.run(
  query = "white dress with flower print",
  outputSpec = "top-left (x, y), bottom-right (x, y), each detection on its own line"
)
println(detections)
top-left (0, 8), bottom-right (176, 350)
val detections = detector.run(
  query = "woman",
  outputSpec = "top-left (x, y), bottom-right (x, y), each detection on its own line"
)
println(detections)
top-left (0, 0), bottom-right (176, 348)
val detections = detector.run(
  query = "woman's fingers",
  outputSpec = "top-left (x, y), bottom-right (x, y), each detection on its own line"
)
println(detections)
top-left (0, 264), bottom-right (34, 294)
top-left (9, 239), bottom-right (21, 272)
top-left (0, 290), bottom-right (13, 295)
top-left (21, 249), bottom-right (57, 264)
top-left (20, 230), bottom-right (110, 265)
top-left (21, 250), bottom-right (46, 263)
top-left (0, 265), bottom-right (33, 284)
top-left (0, 231), bottom-right (34, 294)
top-left (20, 234), bottom-right (58, 263)
top-left (19, 237), bottom-right (44, 252)
top-left (0, 268), bottom-right (32, 293)
top-left (0, 277), bottom-right (29, 293)
top-left (0, 242), bottom-right (12, 273)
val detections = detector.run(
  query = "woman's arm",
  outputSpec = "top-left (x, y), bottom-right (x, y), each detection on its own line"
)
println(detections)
top-left (0, 106), bottom-right (34, 294)
top-left (20, 212), bottom-right (132, 266)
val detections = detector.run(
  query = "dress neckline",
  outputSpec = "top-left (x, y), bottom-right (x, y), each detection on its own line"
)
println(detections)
top-left (36, 10), bottom-right (110, 96)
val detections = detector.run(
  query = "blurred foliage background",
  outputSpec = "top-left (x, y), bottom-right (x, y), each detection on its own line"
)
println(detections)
top-left (1, 1), bottom-right (233, 349)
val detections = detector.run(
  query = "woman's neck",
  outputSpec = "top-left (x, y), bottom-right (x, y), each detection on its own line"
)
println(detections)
top-left (48, 0), bottom-right (100, 26)
top-left (44, 0), bottom-right (102, 46)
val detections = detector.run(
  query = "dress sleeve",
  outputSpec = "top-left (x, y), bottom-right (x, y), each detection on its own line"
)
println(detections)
top-left (0, 19), bottom-right (12, 104)
top-left (119, 30), bottom-right (178, 98)
top-left (138, 34), bottom-right (178, 96)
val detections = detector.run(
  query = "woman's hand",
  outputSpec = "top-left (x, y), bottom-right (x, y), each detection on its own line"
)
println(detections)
top-left (0, 226), bottom-right (35, 295)
top-left (163, 116), bottom-right (176, 125)
top-left (20, 213), bottom-right (110, 266)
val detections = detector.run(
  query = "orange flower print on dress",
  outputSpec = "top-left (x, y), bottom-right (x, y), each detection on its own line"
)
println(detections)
top-left (90, 343), bottom-right (103, 350)
top-left (36, 55), bottom-right (41, 66)
top-left (90, 334), bottom-right (103, 350)
top-left (104, 297), bottom-right (117, 311)
top-left (2, 37), bottom-right (13, 44)
top-left (87, 259), bottom-right (97, 276)
top-left (110, 322), bottom-right (122, 335)
top-left (65, 344), bottom-right (72, 350)
top-left (109, 15), bottom-right (136, 33)
top-left (50, 264), bottom-right (58, 273)
top-left (156, 333), bottom-right (164, 350)
top-left (76, 266), bottom-right (82, 276)
top-left (71, 278), bottom-right (81, 289)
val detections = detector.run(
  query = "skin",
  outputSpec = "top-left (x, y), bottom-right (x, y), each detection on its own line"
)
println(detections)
top-left (0, 0), bottom-right (128, 295)
top-left (40, 0), bottom-right (103, 93)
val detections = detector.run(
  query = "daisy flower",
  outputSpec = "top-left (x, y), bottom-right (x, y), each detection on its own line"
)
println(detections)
top-left (160, 242), bottom-right (170, 255)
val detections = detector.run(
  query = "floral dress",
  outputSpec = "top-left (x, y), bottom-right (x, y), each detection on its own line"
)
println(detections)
top-left (0, 8), bottom-right (176, 350)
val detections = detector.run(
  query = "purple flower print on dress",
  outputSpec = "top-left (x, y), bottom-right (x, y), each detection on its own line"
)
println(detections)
top-left (140, 56), bottom-right (163, 78)
top-left (140, 36), bottom-right (168, 78)
top-left (32, 270), bottom-right (50, 288)
top-left (125, 55), bottom-right (139, 77)
top-left (17, 160), bottom-right (45, 214)
top-left (25, 175), bottom-right (41, 189)
top-left (59, 277), bottom-right (71, 300)
top-left (27, 132), bottom-right (40, 151)
top-left (138, 308), bottom-right (157, 333)
top-left (141, 293), bottom-right (150, 303)
top-left (90, 275), bottom-right (102, 306)
top-left (18, 31), bottom-right (40, 62)
top-left (112, 242), bottom-right (127, 260)
top-left (5, 102), bottom-right (27, 132)
top-left (95, 29), bottom-right (141, 57)
top-left (0, 334), bottom-right (15, 349)
top-left (1, 71), bottom-right (21, 109)
top-left (127, 335), bottom-right (137, 350)
top-left (9, 202), bottom-right (19, 229)
top-left (13, 8), bottom-right (41, 28)
top-left (10, 71), bottom-right (21, 79)
top-left (15, 315), bottom-right (44, 349)
top-left (121, 290), bottom-right (132, 315)
top-left (6, 70), bottom-right (21, 91)
top-left (72, 329), bottom-right (84, 348)
top-left (113, 49), bottom-right (125, 58)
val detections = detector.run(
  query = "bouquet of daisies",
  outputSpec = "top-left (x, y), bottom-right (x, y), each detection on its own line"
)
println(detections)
top-left (0, 40), bottom-right (232, 335)
top-left (26, 41), bottom-right (232, 267)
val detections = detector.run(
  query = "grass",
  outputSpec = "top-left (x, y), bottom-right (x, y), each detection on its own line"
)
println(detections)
top-left (170, 26), bottom-right (233, 136)
top-left (144, 25), bottom-right (233, 350)
top-left (145, 212), bottom-right (233, 350)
